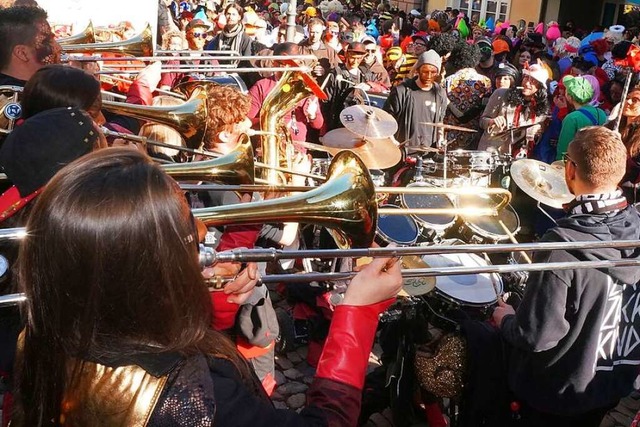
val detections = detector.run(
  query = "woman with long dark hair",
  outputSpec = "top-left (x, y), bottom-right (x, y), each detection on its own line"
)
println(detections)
top-left (12, 148), bottom-right (402, 426)
top-left (616, 85), bottom-right (640, 202)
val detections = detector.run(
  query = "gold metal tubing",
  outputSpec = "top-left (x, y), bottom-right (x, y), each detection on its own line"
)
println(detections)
top-left (99, 74), bottom-right (186, 99)
top-left (61, 24), bottom-right (154, 57)
top-left (193, 151), bottom-right (377, 249)
top-left (70, 54), bottom-right (317, 62)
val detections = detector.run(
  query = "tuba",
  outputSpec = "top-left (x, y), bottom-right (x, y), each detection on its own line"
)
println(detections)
top-left (259, 59), bottom-right (327, 184)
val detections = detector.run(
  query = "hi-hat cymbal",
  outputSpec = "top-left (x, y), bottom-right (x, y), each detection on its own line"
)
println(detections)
top-left (421, 122), bottom-right (477, 133)
top-left (339, 105), bottom-right (398, 139)
top-left (399, 255), bottom-right (436, 297)
top-left (320, 128), bottom-right (402, 169)
top-left (510, 159), bottom-right (573, 209)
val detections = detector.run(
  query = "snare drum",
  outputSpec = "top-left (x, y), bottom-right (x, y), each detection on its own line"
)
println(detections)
top-left (376, 204), bottom-right (419, 246)
top-left (450, 194), bottom-right (521, 243)
top-left (450, 150), bottom-right (498, 173)
top-left (401, 182), bottom-right (457, 241)
top-left (422, 252), bottom-right (503, 321)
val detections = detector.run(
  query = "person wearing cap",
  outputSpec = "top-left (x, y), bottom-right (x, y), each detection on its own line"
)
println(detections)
top-left (299, 17), bottom-right (340, 85)
top-left (383, 46), bottom-right (403, 84)
top-left (206, 3), bottom-right (252, 59)
top-left (186, 18), bottom-right (213, 50)
top-left (475, 36), bottom-right (500, 89)
top-left (492, 37), bottom-right (511, 63)
top-left (360, 36), bottom-right (390, 89)
top-left (556, 75), bottom-right (607, 161)
top-left (478, 63), bottom-right (550, 153)
top-left (325, 41), bottom-right (375, 130)
top-left (383, 49), bottom-right (448, 153)
top-left (494, 61), bottom-right (520, 89)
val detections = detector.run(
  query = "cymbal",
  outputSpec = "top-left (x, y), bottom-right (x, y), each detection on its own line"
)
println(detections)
top-left (421, 122), bottom-right (477, 133)
top-left (320, 128), bottom-right (402, 170)
top-left (400, 255), bottom-right (436, 297)
top-left (510, 159), bottom-right (573, 209)
top-left (339, 105), bottom-right (398, 139)
top-left (550, 160), bottom-right (565, 172)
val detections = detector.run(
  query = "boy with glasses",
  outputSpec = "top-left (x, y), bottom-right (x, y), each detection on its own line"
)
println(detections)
top-left (360, 36), bottom-right (390, 90)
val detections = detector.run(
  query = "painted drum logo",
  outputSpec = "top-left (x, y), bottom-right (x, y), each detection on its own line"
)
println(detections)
top-left (4, 103), bottom-right (22, 120)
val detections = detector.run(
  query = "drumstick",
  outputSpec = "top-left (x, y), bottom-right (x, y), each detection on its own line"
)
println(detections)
top-left (498, 220), bottom-right (533, 264)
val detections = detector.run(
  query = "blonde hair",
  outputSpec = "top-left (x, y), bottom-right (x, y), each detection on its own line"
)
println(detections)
top-left (139, 96), bottom-right (185, 159)
top-left (161, 30), bottom-right (186, 50)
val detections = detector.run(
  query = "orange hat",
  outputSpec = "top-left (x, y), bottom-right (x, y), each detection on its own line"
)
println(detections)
top-left (492, 39), bottom-right (510, 55)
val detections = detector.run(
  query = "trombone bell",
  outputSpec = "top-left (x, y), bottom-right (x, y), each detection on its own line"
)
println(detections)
top-left (193, 150), bottom-right (377, 249)
top-left (57, 21), bottom-right (96, 45)
top-left (62, 23), bottom-right (153, 57)
top-left (162, 134), bottom-right (254, 185)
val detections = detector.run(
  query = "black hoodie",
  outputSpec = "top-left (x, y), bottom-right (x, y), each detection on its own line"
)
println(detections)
top-left (502, 205), bottom-right (640, 415)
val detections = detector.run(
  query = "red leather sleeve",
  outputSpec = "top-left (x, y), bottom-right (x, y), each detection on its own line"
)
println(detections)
top-left (315, 299), bottom-right (394, 389)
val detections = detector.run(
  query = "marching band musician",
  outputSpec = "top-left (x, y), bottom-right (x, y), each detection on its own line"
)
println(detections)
top-left (0, 5), bottom-right (60, 87)
top-left (247, 42), bottom-right (323, 149)
top-left (492, 126), bottom-right (640, 426)
top-left (477, 62), bottom-right (550, 155)
top-left (11, 148), bottom-right (403, 426)
top-left (382, 49), bottom-right (448, 154)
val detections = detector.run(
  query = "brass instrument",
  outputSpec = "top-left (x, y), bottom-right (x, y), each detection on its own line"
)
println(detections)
top-left (0, 86), bottom-right (23, 135)
top-left (62, 24), bottom-right (153, 57)
top-left (259, 59), bottom-right (328, 184)
top-left (193, 150), bottom-right (377, 249)
top-left (161, 134), bottom-right (254, 185)
top-left (102, 83), bottom-right (208, 149)
top-left (57, 21), bottom-right (96, 45)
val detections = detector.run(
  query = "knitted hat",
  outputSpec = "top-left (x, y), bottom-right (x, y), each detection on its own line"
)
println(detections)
top-left (563, 75), bottom-right (594, 104)
top-left (495, 62), bottom-right (519, 80)
top-left (416, 50), bottom-right (442, 73)
top-left (522, 63), bottom-right (549, 89)
top-left (0, 107), bottom-right (98, 197)
top-left (475, 36), bottom-right (492, 49)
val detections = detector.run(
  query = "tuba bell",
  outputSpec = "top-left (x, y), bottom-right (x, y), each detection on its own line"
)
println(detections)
top-left (193, 150), bottom-right (377, 249)
top-left (259, 59), bottom-right (328, 184)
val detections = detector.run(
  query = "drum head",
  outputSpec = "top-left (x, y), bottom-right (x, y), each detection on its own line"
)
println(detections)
top-left (402, 183), bottom-right (456, 229)
top-left (457, 194), bottom-right (520, 241)
top-left (377, 205), bottom-right (419, 246)
top-left (422, 253), bottom-right (502, 304)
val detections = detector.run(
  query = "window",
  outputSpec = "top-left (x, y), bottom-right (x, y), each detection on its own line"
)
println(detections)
top-left (454, 0), bottom-right (510, 23)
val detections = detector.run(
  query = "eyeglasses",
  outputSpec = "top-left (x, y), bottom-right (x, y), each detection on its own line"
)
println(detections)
top-left (190, 32), bottom-right (208, 39)
top-left (562, 152), bottom-right (576, 166)
top-left (365, 49), bottom-right (377, 53)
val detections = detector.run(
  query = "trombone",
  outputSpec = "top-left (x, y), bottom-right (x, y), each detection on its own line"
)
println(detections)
top-left (3, 240), bottom-right (640, 306)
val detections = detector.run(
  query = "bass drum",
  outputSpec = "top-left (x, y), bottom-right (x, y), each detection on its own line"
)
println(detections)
top-left (449, 193), bottom-right (520, 243)
top-left (400, 182), bottom-right (457, 242)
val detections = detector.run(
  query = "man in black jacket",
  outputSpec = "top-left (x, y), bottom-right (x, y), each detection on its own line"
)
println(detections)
top-left (382, 49), bottom-right (448, 154)
top-left (493, 126), bottom-right (640, 427)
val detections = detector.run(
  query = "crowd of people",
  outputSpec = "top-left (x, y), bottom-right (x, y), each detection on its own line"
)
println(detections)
top-left (0, 0), bottom-right (640, 426)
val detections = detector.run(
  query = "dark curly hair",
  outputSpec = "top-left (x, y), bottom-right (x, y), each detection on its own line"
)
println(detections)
top-left (505, 85), bottom-right (549, 117)
top-left (428, 33), bottom-right (458, 57)
top-left (446, 41), bottom-right (481, 73)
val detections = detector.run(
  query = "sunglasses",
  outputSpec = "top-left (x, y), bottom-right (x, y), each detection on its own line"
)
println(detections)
top-left (562, 152), bottom-right (576, 166)
top-left (365, 49), bottom-right (376, 53)
top-left (190, 32), bottom-right (208, 39)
